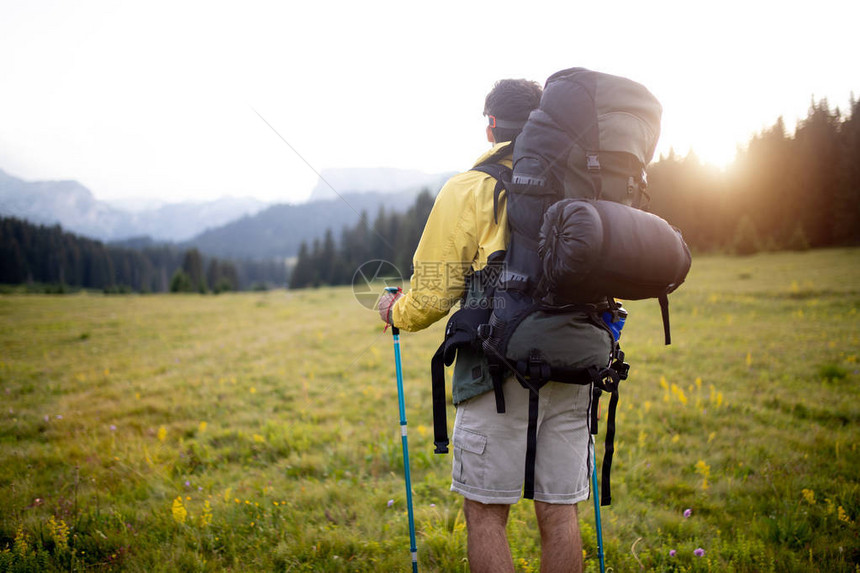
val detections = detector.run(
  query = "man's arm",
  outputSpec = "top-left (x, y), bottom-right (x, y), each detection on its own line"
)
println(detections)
top-left (388, 171), bottom-right (486, 332)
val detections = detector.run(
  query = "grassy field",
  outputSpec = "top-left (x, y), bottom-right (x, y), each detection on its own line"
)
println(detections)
top-left (1, 249), bottom-right (858, 572)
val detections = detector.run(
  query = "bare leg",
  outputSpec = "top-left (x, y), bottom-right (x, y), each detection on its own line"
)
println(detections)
top-left (463, 498), bottom-right (515, 573)
top-left (534, 501), bottom-right (583, 573)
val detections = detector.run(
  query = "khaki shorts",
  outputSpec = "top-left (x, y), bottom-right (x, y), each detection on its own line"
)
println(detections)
top-left (450, 378), bottom-right (592, 505)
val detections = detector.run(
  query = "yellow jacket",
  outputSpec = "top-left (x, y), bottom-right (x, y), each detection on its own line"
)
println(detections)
top-left (392, 142), bottom-right (511, 331)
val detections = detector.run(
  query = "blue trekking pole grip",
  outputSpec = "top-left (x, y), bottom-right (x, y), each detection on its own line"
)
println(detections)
top-left (385, 287), bottom-right (419, 572)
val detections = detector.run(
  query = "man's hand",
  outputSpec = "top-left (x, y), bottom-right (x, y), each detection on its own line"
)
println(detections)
top-left (377, 289), bottom-right (403, 325)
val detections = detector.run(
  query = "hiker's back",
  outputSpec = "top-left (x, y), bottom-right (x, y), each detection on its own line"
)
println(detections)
top-left (432, 67), bottom-right (692, 505)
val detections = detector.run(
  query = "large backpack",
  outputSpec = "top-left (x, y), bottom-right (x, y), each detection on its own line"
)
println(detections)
top-left (431, 68), bottom-right (691, 505)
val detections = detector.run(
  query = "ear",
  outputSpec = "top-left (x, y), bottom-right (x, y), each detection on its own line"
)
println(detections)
top-left (486, 125), bottom-right (495, 144)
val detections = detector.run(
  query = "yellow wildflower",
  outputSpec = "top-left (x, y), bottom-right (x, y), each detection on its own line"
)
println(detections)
top-left (172, 496), bottom-right (188, 524)
top-left (695, 460), bottom-right (711, 490)
top-left (200, 500), bottom-right (213, 527)
top-left (47, 516), bottom-right (69, 550)
top-left (672, 384), bottom-right (688, 406)
top-left (837, 506), bottom-right (851, 524)
top-left (253, 434), bottom-right (265, 443)
top-left (199, 421), bottom-right (208, 433)
top-left (157, 426), bottom-right (167, 442)
top-left (13, 525), bottom-right (29, 556)
top-left (802, 489), bottom-right (816, 505)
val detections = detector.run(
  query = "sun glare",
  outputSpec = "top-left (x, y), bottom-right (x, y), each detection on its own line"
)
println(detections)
top-left (658, 142), bottom-right (739, 170)
top-left (657, 114), bottom-right (744, 171)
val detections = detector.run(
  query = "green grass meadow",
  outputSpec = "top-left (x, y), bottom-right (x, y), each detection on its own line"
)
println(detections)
top-left (1, 249), bottom-right (859, 572)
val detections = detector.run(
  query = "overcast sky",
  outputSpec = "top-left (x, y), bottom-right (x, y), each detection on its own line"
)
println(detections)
top-left (0, 1), bottom-right (855, 204)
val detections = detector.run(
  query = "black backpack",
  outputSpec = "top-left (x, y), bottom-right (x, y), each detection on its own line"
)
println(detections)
top-left (431, 68), bottom-right (691, 505)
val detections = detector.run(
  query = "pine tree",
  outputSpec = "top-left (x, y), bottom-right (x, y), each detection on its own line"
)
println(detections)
top-left (289, 242), bottom-right (314, 289)
top-left (182, 249), bottom-right (206, 293)
top-left (320, 229), bottom-right (337, 285)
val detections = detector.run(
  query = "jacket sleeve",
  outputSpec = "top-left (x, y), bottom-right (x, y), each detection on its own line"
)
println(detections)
top-left (390, 171), bottom-right (485, 332)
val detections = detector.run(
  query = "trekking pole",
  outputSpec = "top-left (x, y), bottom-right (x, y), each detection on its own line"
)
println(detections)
top-left (591, 435), bottom-right (606, 573)
top-left (385, 287), bottom-right (419, 573)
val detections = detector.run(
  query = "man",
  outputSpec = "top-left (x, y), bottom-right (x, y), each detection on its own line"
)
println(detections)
top-left (378, 78), bottom-right (589, 573)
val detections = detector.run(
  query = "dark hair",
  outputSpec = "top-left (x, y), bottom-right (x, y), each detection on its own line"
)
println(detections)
top-left (483, 79), bottom-right (542, 143)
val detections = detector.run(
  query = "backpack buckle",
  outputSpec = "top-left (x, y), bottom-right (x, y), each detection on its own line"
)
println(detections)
top-left (476, 323), bottom-right (493, 341)
top-left (611, 358), bottom-right (630, 381)
top-left (527, 349), bottom-right (551, 383)
top-left (586, 152), bottom-right (601, 172)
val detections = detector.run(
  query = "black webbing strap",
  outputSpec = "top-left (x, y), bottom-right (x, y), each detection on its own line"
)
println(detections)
top-left (471, 163), bottom-right (512, 225)
top-left (589, 365), bottom-right (622, 506)
top-left (524, 388), bottom-right (541, 500)
top-left (520, 353), bottom-right (552, 500)
top-left (430, 345), bottom-right (450, 454)
top-left (600, 384), bottom-right (619, 506)
top-left (431, 306), bottom-right (496, 455)
top-left (659, 294), bottom-right (671, 345)
top-left (489, 363), bottom-right (506, 414)
top-left (591, 386), bottom-right (602, 437)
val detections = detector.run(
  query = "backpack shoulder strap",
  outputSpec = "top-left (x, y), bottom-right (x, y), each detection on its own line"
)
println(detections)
top-left (471, 163), bottom-right (512, 225)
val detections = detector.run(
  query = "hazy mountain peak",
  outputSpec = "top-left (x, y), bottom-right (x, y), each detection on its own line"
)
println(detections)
top-left (309, 167), bottom-right (452, 201)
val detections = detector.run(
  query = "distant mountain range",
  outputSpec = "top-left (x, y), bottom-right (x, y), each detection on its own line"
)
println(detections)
top-left (0, 169), bottom-right (269, 242)
top-left (0, 167), bottom-right (451, 259)
top-left (183, 189), bottom-right (428, 259)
